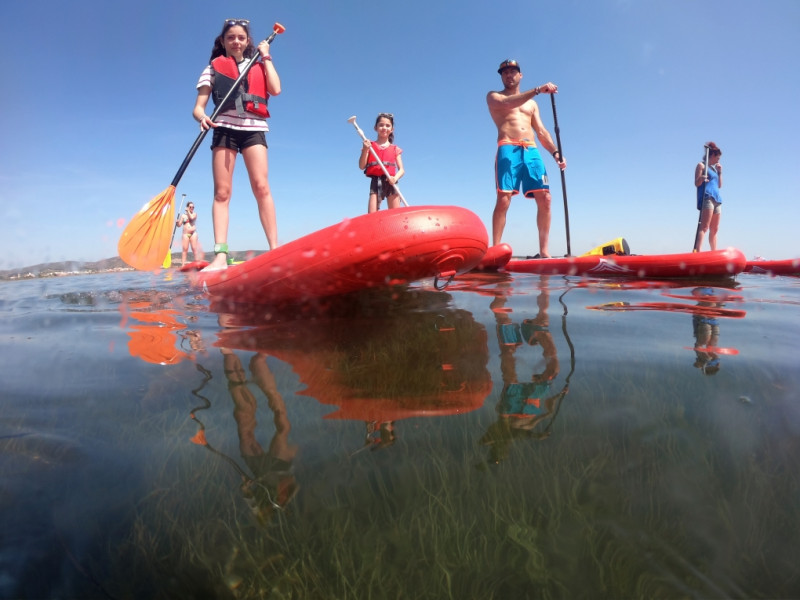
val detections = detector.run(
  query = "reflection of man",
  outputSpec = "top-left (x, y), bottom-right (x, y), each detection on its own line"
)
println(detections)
top-left (691, 287), bottom-right (721, 376)
top-left (482, 280), bottom-right (561, 463)
top-left (222, 350), bottom-right (298, 524)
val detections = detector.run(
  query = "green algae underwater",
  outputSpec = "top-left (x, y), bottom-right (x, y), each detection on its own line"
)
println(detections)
top-left (1, 269), bottom-right (798, 599)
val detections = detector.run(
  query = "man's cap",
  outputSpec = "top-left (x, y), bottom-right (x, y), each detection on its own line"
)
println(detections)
top-left (498, 59), bottom-right (521, 74)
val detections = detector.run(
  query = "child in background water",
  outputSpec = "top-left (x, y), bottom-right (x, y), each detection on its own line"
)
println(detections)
top-left (358, 113), bottom-right (405, 213)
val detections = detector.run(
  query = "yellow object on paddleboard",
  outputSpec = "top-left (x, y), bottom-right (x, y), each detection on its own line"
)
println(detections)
top-left (581, 237), bottom-right (630, 257)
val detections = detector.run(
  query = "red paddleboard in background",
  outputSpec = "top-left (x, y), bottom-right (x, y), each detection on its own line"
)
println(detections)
top-left (744, 258), bottom-right (800, 276)
top-left (191, 205), bottom-right (488, 304)
top-left (505, 247), bottom-right (746, 279)
top-left (472, 243), bottom-right (513, 271)
top-left (178, 261), bottom-right (209, 272)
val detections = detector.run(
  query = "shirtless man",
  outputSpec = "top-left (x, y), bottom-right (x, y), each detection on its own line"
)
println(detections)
top-left (487, 59), bottom-right (566, 257)
top-left (176, 202), bottom-right (203, 266)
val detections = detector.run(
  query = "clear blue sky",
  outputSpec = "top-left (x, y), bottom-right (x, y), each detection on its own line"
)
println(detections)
top-left (1, 0), bottom-right (798, 269)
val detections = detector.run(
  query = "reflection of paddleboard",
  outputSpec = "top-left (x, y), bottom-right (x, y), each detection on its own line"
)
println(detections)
top-left (191, 205), bottom-right (488, 304)
top-left (215, 293), bottom-right (492, 422)
top-left (587, 301), bottom-right (746, 318)
top-left (661, 291), bottom-right (744, 303)
top-left (472, 243), bottom-right (512, 271)
top-left (744, 258), bottom-right (800, 276)
top-left (683, 346), bottom-right (739, 356)
top-left (505, 247), bottom-right (746, 278)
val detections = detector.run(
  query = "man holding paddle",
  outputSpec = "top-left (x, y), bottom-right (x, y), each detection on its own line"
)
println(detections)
top-left (487, 59), bottom-right (566, 258)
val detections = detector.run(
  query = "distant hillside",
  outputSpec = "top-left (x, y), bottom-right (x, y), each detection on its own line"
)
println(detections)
top-left (0, 251), bottom-right (263, 281)
top-left (0, 256), bottom-right (132, 281)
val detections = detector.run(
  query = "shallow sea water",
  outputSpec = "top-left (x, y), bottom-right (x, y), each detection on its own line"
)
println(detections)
top-left (1, 268), bottom-right (798, 599)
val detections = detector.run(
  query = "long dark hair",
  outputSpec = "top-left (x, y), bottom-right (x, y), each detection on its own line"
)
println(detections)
top-left (375, 113), bottom-right (395, 144)
top-left (209, 20), bottom-right (256, 63)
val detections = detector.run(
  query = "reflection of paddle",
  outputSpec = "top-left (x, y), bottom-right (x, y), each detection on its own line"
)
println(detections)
top-left (693, 144), bottom-right (710, 252)
top-left (118, 23), bottom-right (286, 271)
top-left (163, 194), bottom-right (186, 269)
top-left (550, 95), bottom-right (571, 256)
top-left (347, 116), bottom-right (409, 206)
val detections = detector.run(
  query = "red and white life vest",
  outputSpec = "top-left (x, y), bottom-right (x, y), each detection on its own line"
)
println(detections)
top-left (211, 56), bottom-right (270, 118)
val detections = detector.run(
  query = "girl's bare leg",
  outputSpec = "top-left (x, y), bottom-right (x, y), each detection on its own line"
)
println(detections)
top-left (242, 144), bottom-right (278, 249)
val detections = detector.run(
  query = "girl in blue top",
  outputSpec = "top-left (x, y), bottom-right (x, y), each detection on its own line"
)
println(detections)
top-left (693, 141), bottom-right (723, 252)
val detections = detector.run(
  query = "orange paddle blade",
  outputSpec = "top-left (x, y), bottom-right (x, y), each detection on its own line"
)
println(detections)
top-left (118, 186), bottom-right (176, 271)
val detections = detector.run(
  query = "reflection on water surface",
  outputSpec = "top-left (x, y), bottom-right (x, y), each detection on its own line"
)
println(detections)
top-left (0, 271), bottom-right (798, 598)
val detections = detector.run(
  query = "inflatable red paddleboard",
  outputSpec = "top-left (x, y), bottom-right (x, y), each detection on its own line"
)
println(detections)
top-left (744, 258), bottom-right (800, 276)
top-left (505, 247), bottom-right (746, 278)
top-left (178, 260), bottom-right (209, 272)
top-left (191, 205), bottom-right (488, 304)
top-left (472, 243), bottom-right (513, 271)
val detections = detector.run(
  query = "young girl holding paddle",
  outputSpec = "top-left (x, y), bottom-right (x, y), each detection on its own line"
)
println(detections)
top-left (693, 142), bottom-right (723, 252)
top-left (193, 19), bottom-right (282, 271)
top-left (358, 113), bottom-right (405, 213)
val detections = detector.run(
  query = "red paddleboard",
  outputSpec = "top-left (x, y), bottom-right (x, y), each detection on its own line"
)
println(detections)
top-left (191, 205), bottom-right (488, 304)
top-left (744, 258), bottom-right (800, 276)
top-left (472, 243), bottom-right (513, 271)
top-left (505, 247), bottom-right (746, 278)
top-left (178, 260), bottom-right (209, 272)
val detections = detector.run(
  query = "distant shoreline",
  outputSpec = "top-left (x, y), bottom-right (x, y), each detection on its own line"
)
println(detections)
top-left (0, 251), bottom-right (261, 281)
top-left (0, 256), bottom-right (133, 281)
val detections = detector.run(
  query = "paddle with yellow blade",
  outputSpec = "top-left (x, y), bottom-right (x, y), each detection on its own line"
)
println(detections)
top-left (162, 194), bottom-right (186, 269)
top-left (118, 22), bottom-right (286, 271)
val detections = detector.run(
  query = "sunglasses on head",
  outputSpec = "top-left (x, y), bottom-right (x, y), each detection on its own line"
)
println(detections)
top-left (225, 19), bottom-right (250, 27)
top-left (378, 113), bottom-right (394, 119)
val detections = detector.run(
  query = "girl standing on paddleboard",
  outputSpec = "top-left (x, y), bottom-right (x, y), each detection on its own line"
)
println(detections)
top-left (193, 19), bottom-right (281, 271)
top-left (358, 113), bottom-right (405, 213)
top-left (693, 141), bottom-right (723, 252)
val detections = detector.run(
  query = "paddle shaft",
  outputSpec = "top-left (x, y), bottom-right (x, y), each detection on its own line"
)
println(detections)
top-left (170, 27), bottom-right (283, 188)
top-left (693, 145), bottom-right (711, 251)
top-left (349, 118), bottom-right (409, 206)
top-left (169, 194), bottom-right (187, 247)
top-left (550, 95), bottom-right (571, 256)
